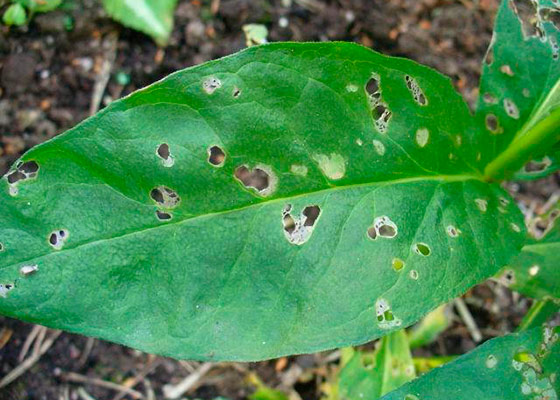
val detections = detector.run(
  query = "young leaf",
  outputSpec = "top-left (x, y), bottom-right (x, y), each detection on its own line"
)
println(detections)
top-left (407, 305), bottom-right (449, 349)
top-left (499, 208), bottom-right (560, 300)
top-left (3, 3), bottom-right (26, 26)
top-left (0, 42), bottom-right (525, 361)
top-left (381, 326), bottom-right (560, 400)
top-left (16, 0), bottom-right (61, 13)
top-left (337, 331), bottom-right (415, 400)
top-left (480, 0), bottom-right (560, 179)
top-left (101, 0), bottom-right (177, 46)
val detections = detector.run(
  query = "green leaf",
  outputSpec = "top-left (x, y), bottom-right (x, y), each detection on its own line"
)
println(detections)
top-left (480, 0), bottom-right (560, 179)
top-left (3, 3), bottom-right (26, 26)
top-left (16, 0), bottom-right (61, 13)
top-left (381, 326), bottom-right (560, 400)
top-left (0, 42), bottom-right (525, 361)
top-left (101, 0), bottom-right (177, 46)
top-left (338, 331), bottom-right (415, 400)
top-left (499, 208), bottom-right (560, 300)
top-left (407, 305), bottom-right (449, 349)
top-left (518, 300), bottom-right (559, 331)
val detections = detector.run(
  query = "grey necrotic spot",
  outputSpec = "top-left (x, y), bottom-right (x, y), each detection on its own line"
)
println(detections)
top-left (282, 204), bottom-right (321, 245)
top-left (156, 210), bottom-right (172, 221)
top-left (20, 264), bottom-right (38, 276)
top-left (203, 77), bottom-right (221, 94)
top-left (365, 73), bottom-right (392, 133)
top-left (413, 243), bottom-right (431, 256)
top-left (208, 145), bottom-right (226, 167)
top-left (511, 0), bottom-right (544, 39)
top-left (234, 164), bottom-right (277, 196)
top-left (49, 229), bottom-right (68, 250)
top-left (150, 186), bottom-right (180, 209)
top-left (156, 143), bottom-right (174, 167)
top-left (504, 98), bottom-right (520, 119)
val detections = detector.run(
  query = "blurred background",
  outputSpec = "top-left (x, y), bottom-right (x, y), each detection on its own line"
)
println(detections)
top-left (0, 0), bottom-right (557, 399)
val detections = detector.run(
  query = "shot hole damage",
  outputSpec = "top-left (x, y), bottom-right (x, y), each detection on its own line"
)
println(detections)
top-left (446, 225), bottom-right (461, 237)
top-left (49, 229), bottom-right (68, 250)
top-left (405, 75), bottom-right (428, 106)
top-left (504, 98), bottom-right (520, 119)
top-left (413, 243), bottom-right (431, 256)
top-left (409, 270), bottom-right (419, 280)
top-left (150, 186), bottom-right (181, 209)
top-left (282, 204), bottom-right (321, 245)
top-left (6, 160), bottom-right (39, 196)
top-left (156, 210), bottom-right (172, 221)
top-left (375, 298), bottom-right (401, 329)
top-left (365, 73), bottom-right (392, 134)
top-left (234, 165), bottom-right (277, 196)
top-left (232, 87), bottom-right (241, 98)
top-left (523, 157), bottom-right (552, 174)
top-left (156, 143), bottom-right (174, 167)
top-left (208, 146), bottom-right (226, 167)
top-left (485, 114), bottom-right (502, 134)
top-left (367, 216), bottom-right (398, 240)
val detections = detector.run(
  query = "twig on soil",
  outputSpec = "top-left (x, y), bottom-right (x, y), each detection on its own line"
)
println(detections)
top-left (61, 372), bottom-right (143, 399)
top-left (454, 297), bottom-right (482, 343)
top-left (77, 337), bottom-right (96, 368)
top-left (0, 327), bottom-right (13, 350)
top-left (0, 329), bottom-right (61, 389)
top-left (294, 0), bottom-right (323, 13)
top-left (162, 362), bottom-right (213, 399)
top-left (77, 387), bottom-right (98, 400)
top-left (144, 379), bottom-right (156, 400)
top-left (18, 324), bottom-right (42, 361)
top-left (32, 325), bottom-right (48, 357)
top-left (90, 31), bottom-right (118, 116)
top-left (112, 357), bottom-right (161, 400)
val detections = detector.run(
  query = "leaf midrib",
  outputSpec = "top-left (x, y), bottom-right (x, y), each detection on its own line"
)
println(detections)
top-left (4, 173), bottom-right (482, 270)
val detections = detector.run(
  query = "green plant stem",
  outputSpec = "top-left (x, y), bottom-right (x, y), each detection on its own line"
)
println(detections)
top-left (517, 299), bottom-right (559, 332)
top-left (484, 107), bottom-right (560, 181)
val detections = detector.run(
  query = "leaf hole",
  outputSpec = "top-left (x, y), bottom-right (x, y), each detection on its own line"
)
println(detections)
top-left (485, 114), bottom-right (502, 134)
top-left (413, 243), bottom-right (431, 256)
top-left (234, 165), bottom-right (276, 196)
top-left (446, 225), bottom-right (460, 237)
top-left (404, 75), bottom-right (428, 106)
top-left (156, 143), bottom-right (174, 167)
top-left (232, 87), bottom-right (241, 98)
top-left (511, 0), bottom-right (544, 39)
top-left (49, 229), bottom-right (68, 250)
top-left (208, 146), bottom-right (226, 167)
top-left (282, 204), bottom-right (321, 245)
top-left (156, 210), bottom-right (172, 221)
top-left (524, 157), bottom-right (552, 173)
top-left (150, 186), bottom-right (180, 209)
top-left (368, 216), bottom-right (398, 240)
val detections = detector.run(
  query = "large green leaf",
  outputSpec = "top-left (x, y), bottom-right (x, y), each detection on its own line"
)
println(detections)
top-left (381, 326), bottom-right (560, 400)
top-left (337, 331), bottom-right (415, 400)
top-left (0, 42), bottom-right (526, 361)
top-left (499, 207), bottom-right (560, 300)
top-left (480, 0), bottom-right (560, 179)
top-left (102, 0), bottom-right (177, 45)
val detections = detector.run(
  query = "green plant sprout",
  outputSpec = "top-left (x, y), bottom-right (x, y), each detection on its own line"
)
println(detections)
top-left (2, 0), bottom-right (178, 45)
top-left (0, 0), bottom-right (559, 398)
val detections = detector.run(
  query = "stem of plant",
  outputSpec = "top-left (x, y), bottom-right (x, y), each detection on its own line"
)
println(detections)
top-left (484, 107), bottom-right (560, 181)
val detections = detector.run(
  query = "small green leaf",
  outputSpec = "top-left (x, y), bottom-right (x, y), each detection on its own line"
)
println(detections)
top-left (382, 326), bottom-right (560, 400)
top-left (102, 0), bottom-right (177, 45)
top-left (0, 42), bottom-right (526, 361)
top-left (407, 305), bottom-right (449, 349)
top-left (3, 3), bottom-right (26, 26)
top-left (517, 300), bottom-right (559, 331)
top-left (499, 207), bottom-right (560, 300)
top-left (16, 0), bottom-right (61, 13)
top-left (480, 0), bottom-right (560, 179)
top-left (338, 331), bottom-right (415, 400)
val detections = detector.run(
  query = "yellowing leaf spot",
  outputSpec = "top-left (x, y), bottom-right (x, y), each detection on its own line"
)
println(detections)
top-left (415, 128), bottom-right (429, 148)
top-left (290, 164), bottom-right (308, 176)
top-left (372, 140), bottom-right (386, 156)
top-left (475, 199), bottom-right (488, 212)
top-left (313, 153), bottom-right (346, 180)
top-left (392, 258), bottom-right (405, 272)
